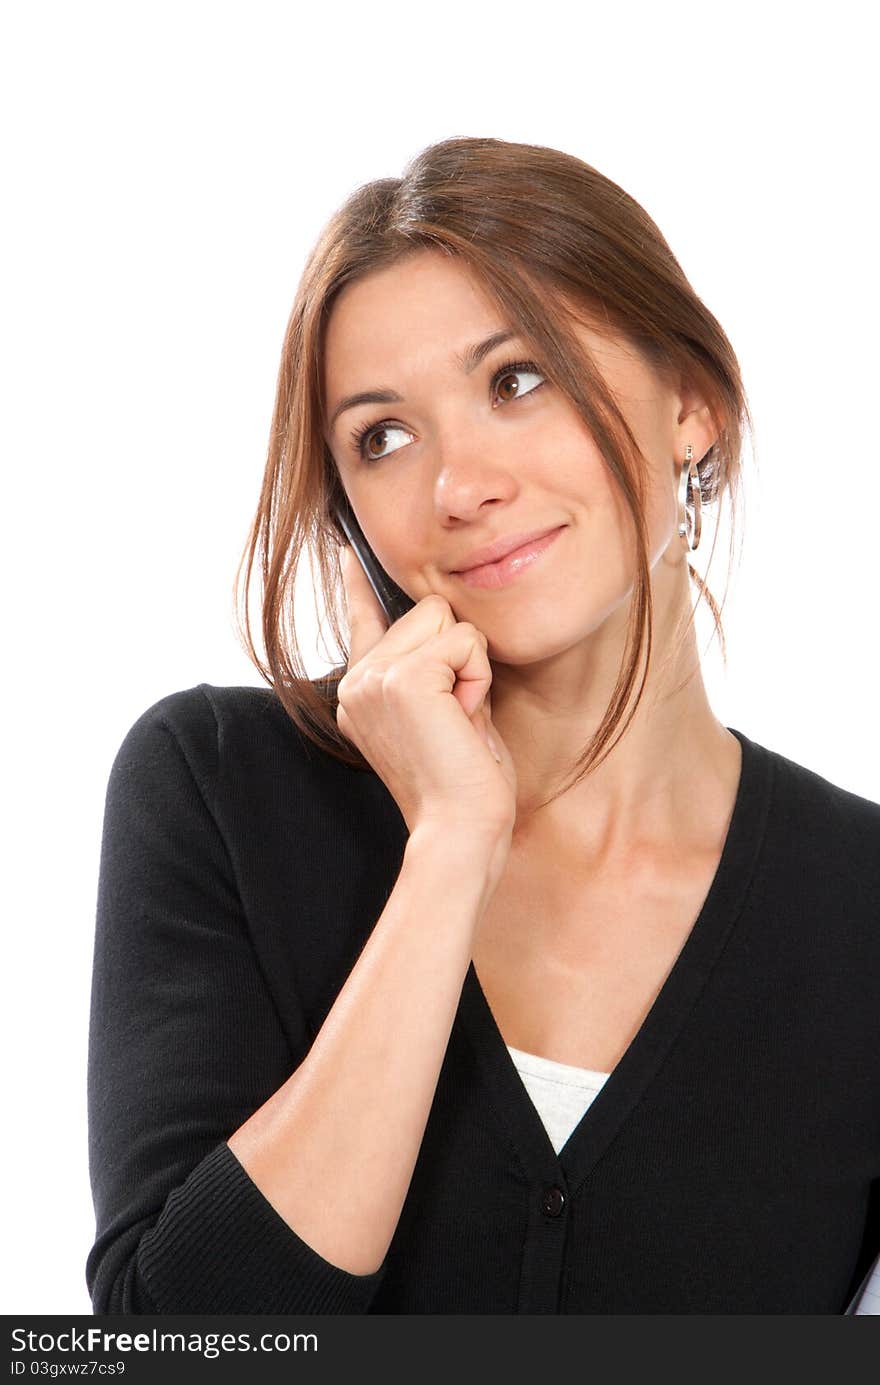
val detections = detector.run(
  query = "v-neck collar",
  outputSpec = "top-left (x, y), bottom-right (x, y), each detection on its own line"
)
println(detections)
top-left (455, 725), bottom-right (775, 1198)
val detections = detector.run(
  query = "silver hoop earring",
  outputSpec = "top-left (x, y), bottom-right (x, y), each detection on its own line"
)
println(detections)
top-left (677, 443), bottom-right (702, 552)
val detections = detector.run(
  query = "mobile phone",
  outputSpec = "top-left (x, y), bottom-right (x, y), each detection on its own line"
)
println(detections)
top-left (334, 492), bottom-right (416, 626)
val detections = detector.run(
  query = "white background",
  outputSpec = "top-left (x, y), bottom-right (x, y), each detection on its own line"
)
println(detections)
top-left (2, 0), bottom-right (877, 1314)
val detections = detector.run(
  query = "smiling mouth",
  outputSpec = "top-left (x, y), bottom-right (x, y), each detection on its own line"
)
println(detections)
top-left (452, 525), bottom-right (566, 589)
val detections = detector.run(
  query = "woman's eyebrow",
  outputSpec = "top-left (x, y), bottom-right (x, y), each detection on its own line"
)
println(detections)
top-left (327, 328), bottom-right (518, 431)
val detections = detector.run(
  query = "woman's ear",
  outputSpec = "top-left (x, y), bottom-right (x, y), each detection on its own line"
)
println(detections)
top-left (674, 372), bottom-right (718, 459)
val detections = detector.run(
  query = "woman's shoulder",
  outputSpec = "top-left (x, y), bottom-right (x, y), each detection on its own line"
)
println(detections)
top-left (743, 728), bottom-right (880, 888)
top-left (117, 678), bottom-right (335, 748)
top-left (756, 731), bottom-right (880, 828)
top-left (110, 681), bottom-right (284, 768)
top-left (107, 677), bottom-right (356, 801)
top-left (125, 680), bottom-right (294, 732)
top-left (113, 679), bottom-right (407, 869)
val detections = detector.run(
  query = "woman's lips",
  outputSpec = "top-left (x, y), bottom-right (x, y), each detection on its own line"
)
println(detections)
top-left (453, 525), bottom-right (566, 589)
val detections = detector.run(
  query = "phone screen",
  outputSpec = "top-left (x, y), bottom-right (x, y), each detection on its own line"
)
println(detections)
top-left (334, 493), bottom-right (416, 625)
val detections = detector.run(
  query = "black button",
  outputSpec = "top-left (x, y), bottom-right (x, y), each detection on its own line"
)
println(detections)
top-left (541, 1185), bottom-right (565, 1217)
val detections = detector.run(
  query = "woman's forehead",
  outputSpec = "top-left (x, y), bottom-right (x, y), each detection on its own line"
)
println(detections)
top-left (321, 251), bottom-right (664, 412)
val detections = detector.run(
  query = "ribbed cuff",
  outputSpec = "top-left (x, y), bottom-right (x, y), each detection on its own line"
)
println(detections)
top-left (137, 1141), bottom-right (388, 1313)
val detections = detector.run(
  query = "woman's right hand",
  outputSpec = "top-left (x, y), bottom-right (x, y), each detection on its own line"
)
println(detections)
top-left (335, 543), bottom-right (518, 844)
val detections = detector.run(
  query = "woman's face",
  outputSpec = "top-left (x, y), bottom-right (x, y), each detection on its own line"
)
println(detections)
top-left (322, 248), bottom-right (709, 665)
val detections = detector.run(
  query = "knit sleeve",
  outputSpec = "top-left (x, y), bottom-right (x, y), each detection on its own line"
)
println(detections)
top-left (86, 689), bottom-right (388, 1314)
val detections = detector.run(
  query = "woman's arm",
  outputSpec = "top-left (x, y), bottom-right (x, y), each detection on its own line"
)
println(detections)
top-left (226, 819), bottom-right (500, 1278)
top-left (86, 691), bottom-right (502, 1314)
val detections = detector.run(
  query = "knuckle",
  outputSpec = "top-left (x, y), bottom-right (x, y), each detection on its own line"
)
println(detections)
top-left (381, 660), bottom-right (406, 695)
top-left (422, 593), bottom-right (452, 620)
top-left (460, 621), bottom-right (488, 648)
top-left (337, 665), bottom-right (365, 707)
top-left (361, 660), bottom-right (385, 690)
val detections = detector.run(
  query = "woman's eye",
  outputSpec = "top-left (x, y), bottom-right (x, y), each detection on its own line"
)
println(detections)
top-left (493, 363), bottom-right (545, 406)
top-left (349, 359), bottom-right (546, 464)
top-left (350, 422), bottom-right (414, 465)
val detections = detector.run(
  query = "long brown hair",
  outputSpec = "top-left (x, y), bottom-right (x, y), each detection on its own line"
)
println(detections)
top-left (233, 136), bottom-right (753, 807)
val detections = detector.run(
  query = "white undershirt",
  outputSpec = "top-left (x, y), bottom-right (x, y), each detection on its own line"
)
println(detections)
top-left (506, 1044), bottom-right (611, 1155)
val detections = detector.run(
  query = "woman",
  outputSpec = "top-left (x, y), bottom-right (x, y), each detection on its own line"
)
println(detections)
top-left (86, 136), bottom-right (880, 1314)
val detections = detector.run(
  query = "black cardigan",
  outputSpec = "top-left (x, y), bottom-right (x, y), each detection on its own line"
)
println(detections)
top-left (86, 683), bottom-right (880, 1313)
